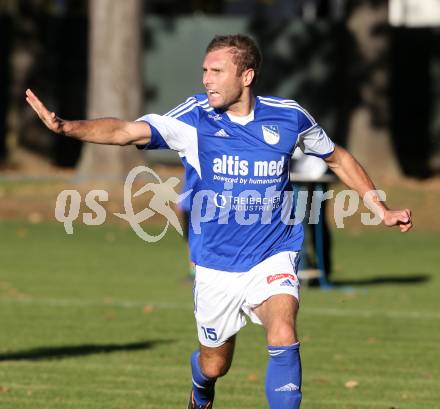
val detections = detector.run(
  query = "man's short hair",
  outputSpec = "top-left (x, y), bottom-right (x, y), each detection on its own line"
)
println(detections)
top-left (206, 34), bottom-right (262, 85)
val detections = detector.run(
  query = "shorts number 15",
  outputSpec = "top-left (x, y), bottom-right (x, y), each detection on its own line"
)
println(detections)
top-left (201, 326), bottom-right (218, 341)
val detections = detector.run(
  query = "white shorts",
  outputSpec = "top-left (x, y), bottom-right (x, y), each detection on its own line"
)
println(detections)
top-left (193, 251), bottom-right (300, 347)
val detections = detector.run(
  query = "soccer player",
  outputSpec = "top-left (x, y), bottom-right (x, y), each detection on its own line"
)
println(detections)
top-left (26, 34), bottom-right (412, 409)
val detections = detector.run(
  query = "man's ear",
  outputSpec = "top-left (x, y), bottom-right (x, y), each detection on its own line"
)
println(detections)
top-left (242, 68), bottom-right (255, 87)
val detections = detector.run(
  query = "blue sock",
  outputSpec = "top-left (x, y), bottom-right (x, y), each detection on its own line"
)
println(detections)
top-left (191, 350), bottom-right (216, 405)
top-left (265, 343), bottom-right (302, 409)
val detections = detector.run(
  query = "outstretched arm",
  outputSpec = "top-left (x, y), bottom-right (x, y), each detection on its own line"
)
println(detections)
top-left (25, 89), bottom-right (150, 146)
top-left (325, 145), bottom-right (412, 232)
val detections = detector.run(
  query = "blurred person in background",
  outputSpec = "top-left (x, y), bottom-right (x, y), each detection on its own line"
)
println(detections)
top-left (290, 149), bottom-right (335, 286)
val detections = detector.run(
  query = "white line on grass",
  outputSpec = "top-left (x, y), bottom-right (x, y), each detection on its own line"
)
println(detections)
top-left (0, 297), bottom-right (185, 310)
top-left (2, 297), bottom-right (440, 320)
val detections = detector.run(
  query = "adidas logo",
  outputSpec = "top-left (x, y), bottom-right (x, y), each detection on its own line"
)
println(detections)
top-left (275, 383), bottom-right (299, 392)
top-left (214, 129), bottom-right (229, 137)
top-left (280, 279), bottom-right (294, 287)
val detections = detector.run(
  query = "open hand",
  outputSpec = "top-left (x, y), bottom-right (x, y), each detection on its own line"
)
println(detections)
top-left (383, 208), bottom-right (412, 232)
top-left (25, 89), bottom-right (64, 134)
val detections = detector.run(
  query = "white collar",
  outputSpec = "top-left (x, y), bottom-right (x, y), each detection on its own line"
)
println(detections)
top-left (226, 109), bottom-right (255, 125)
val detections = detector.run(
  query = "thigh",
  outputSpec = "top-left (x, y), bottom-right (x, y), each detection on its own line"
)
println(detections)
top-left (253, 294), bottom-right (299, 345)
top-left (253, 293), bottom-right (299, 328)
top-left (194, 266), bottom-right (247, 347)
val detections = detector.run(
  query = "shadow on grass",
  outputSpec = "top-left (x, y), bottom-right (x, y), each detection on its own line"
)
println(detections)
top-left (0, 339), bottom-right (174, 361)
top-left (330, 274), bottom-right (431, 287)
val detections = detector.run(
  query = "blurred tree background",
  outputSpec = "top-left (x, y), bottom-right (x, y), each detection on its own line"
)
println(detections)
top-left (0, 0), bottom-right (439, 180)
top-left (75, 0), bottom-right (145, 181)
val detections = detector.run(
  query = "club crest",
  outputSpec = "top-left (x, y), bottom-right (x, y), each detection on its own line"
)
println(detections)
top-left (262, 125), bottom-right (280, 145)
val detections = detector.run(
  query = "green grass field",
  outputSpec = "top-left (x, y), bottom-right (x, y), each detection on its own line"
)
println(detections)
top-left (1, 221), bottom-right (439, 408)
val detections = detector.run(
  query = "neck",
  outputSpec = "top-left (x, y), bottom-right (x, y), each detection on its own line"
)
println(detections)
top-left (226, 91), bottom-right (255, 117)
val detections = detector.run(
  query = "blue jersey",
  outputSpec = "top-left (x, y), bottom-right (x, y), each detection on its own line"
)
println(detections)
top-left (137, 94), bottom-right (334, 272)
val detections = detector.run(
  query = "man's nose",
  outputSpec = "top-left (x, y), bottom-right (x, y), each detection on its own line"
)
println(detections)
top-left (203, 72), bottom-right (212, 87)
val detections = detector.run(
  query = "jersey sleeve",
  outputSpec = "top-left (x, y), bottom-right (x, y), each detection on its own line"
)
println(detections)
top-left (135, 119), bottom-right (170, 150)
top-left (135, 96), bottom-right (200, 154)
top-left (135, 96), bottom-right (202, 178)
top-left (296, 108), bottom-right (335, 158)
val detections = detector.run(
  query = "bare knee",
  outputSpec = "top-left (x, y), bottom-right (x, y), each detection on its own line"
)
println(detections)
top-left (198, 336), bottom-right (235, 379)
top-left (199, 354), bottom-right (232, 378)
top-left (199, 346), bottom-right (234, 379)
top-left (254, 294), bottom-right (299, 346)
top-left (267, 322), bottom-right (298, 346)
